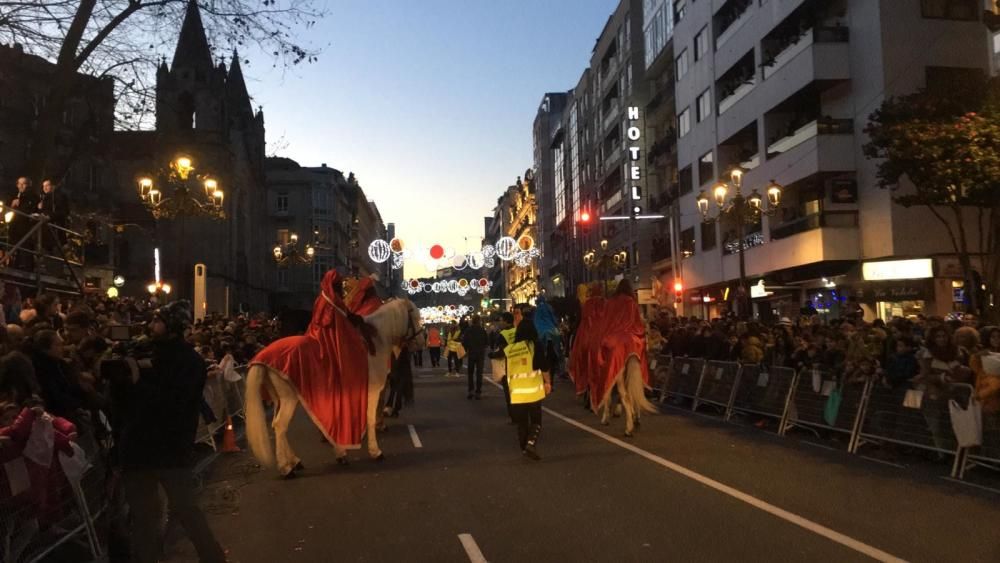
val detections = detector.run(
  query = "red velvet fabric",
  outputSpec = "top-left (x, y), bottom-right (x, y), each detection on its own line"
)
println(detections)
top-left (570, 291), bottom-right (648, 411)
top-left (0, 407), bottom-right (77, 524)
top-left (252, 270), bottom-right (370, 447)
top-left (345, 276), bottom-right (383, 316)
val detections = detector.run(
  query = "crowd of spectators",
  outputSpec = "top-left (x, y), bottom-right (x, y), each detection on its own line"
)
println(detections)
top-left (643, 310), bottom-right (1000, 448)
top-left (0, 286), bottom-right (281, 560)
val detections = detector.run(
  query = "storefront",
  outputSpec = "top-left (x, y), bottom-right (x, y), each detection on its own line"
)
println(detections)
top-left (851, 259), bottom-right (937, 321)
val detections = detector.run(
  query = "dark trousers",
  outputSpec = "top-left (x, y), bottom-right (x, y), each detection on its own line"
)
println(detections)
top-left (467, 353), bottom-right (484, 394)
top-left (500, 376), bottom-right (514, 422)
top-left (429, 347), bottom-right (441, 367)
top-left (413, 349), bottom-right (423, 367)
top-left (123, 468), bottom-right (225, 563)
top-left (448, 351), bottom-right (462, 373)
top-left (511, 401), bottom-right (542, 450)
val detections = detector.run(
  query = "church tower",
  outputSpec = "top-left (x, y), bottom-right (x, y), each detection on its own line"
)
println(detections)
top-left (155, 0), bottom-right (227, 135)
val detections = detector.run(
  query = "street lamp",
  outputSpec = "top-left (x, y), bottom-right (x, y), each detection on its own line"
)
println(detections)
top-left (273, 232), bottom-right (316, 267)
top-left (136, 156), bottom-right (225, 220)
top-left (696, 169), bottom-right (782, 319)
top-left (583, 237), bottom-right (628, 296)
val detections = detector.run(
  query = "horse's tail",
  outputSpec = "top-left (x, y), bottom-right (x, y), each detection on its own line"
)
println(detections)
top-left (245, 364), bottom-right (275, 468)
top-left (626, 355), bottom-right (658, 415)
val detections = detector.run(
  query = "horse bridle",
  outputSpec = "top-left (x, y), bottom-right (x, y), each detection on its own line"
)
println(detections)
top-left (396, 300), bottom-right (426, 347)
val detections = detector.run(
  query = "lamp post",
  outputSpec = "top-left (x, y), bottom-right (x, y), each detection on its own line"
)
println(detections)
top-left (696, 169), bottom-right (782, 319)
top-left (582, 237), bottom-right (629, 296)
top-left (136, 156), bottom-right (225, 220)
top-left (272, 232), bottom-right (316, 267)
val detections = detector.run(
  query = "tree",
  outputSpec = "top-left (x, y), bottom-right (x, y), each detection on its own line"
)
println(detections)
top-left (0, 0), bottom-right (327, 180)
top-left (864, 74), bottom-right (1000, 318)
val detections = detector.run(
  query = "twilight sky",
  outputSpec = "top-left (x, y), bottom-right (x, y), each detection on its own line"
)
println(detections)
top-left (246, 0), bottom-right (618, 277)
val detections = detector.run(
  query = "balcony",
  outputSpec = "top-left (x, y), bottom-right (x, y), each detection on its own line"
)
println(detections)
top-left (715, 0), bottom-right (754, 50)
top-left (762, 26), bottom-right (849, 80)
top-left (766, 118), bottom-right (852, 157)
top-left (718, 80), bottom-right (755, 115)
top-left (770, 210), bottom-right (858, 240)
top-left (718, 217), bottom-right (860, 280)
top-left (603, 146), bottom-right (622, 172)
top-left (601, 103), bottom-right (620, 132)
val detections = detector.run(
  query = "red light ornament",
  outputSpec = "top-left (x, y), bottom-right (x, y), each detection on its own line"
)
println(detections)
top-left (429, 244), bottom-right (445, 260)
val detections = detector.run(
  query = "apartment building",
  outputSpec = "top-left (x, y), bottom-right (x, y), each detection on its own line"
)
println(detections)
top-left (669, 0), bottom-right (993, 321)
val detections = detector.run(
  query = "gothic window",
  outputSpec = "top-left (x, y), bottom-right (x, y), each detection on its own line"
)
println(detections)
top-left (178, 91), bottom-right (196, 130)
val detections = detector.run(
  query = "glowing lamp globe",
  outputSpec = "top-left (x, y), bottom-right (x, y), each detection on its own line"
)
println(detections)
top-left (429, 244), bottom-right (445, 260)
top-left (368, 239), bottom-right (391, 263)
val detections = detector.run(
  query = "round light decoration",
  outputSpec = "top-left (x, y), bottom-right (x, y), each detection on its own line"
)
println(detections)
top-left (368, 239), bottom-right (391, 263)
top-left (106, 287), bottom-right (119, 298)
top-left (429, 244), bottom-right (444, 260)
top-left (451, 255), bottom-right (467, 270)
top-left (495, 236), bottom-right (517, 261)
top-left (401, 277), bottom-right (492, 296)
top-left (113, 275), bottom-right (126, 288)
top-left (389, 238), bottom-right (404, 253)
top-left (458, 278), bottom-right (469, 289)
top-left (467, 252), bottom-right (485, 270)
top-left (517, 235), bottom-right (535, 252)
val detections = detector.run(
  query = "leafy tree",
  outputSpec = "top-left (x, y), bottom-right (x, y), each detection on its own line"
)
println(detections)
top-left (864, 74), bottom-right (1000, 317)
top-left (0, 0), bottom-right (327, 180)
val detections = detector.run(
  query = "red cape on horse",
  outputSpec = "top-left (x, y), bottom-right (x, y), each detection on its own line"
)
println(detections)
top-left (570, 281), bottom-right (650, 412)
top-left (251, 270), bottom-right (372, 446)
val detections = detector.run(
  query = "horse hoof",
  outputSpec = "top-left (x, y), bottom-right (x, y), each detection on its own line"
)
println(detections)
top-left (294, 461), bottom-right (305, 471)
top-left (336, 456), bottom-right (350, 466)
top-left (601, 420), bottom-right (609, 426)
top-left (624, 431), bottom-right (633, 438)
top-left (281, 469), bottom-right (298, 480)
top-left (373, 453), bottom-right (385, 462)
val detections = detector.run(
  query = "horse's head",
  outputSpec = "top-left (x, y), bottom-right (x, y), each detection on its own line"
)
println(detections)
top-left (401, 298), bottom-right (427, 351)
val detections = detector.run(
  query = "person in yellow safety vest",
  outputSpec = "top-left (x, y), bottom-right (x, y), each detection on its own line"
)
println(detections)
top-left (445, 320), bottom-right (465, 377)
top-left (504, 309), bottom-right (552, 461)
top-left (488, 311), bottom-right (518, 423)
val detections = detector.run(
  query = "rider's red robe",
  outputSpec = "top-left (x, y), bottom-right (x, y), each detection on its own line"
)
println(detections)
top-left (589, 293), bottom-right (649, 411)
top-left (251, 270), bottom-right (370, 447)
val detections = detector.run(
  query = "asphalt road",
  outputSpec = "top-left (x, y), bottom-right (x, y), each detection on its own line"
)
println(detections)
top-left (166, 366), bottom-right (1000, 563)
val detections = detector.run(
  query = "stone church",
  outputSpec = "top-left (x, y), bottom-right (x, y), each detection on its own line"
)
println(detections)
top-left (111, 0), bottom-right (271, 313)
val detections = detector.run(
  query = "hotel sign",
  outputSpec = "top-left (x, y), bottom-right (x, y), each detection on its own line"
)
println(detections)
top-left (627, 106), bottom-right (644, 217)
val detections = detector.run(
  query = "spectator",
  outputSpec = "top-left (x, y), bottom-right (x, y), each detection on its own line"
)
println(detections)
top-left (462, 314), bottom-right (488, 400)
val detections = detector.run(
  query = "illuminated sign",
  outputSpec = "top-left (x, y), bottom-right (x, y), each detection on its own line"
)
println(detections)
top-left (627, 106), bottom-right (643, 217)
top-left (750, 280), bottom-right (773, 299)
top-left (862, 259), bottom-right (933, 281)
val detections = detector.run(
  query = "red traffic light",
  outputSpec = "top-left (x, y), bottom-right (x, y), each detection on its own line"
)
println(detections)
top-left (673, 281), bottom-right (683, 293)
top-left (580, 211), bottom-right (591, 223)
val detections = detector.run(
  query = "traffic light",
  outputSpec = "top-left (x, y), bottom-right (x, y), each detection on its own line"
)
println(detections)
top-left (674, 280), bottom-right (683, 304)
top-left (580, 210), bottom-right (591, 223)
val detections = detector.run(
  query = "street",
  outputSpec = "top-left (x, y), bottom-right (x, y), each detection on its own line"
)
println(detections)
top-left (167, 366), bottom-right (1000, 563)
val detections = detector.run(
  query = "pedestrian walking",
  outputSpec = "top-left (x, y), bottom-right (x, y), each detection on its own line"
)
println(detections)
top-left (505, 311), bottom-right (552, 460)
top-left (116, 301), bottom-right (227, 563)
top-left (490, 312), bottom-right (517, 423)
top-left (427, 326), bottom-right (442, 368)
top-left (446, 321), bottom-right (464, 376)
top-left (462, 315), bottom-right (488, 399)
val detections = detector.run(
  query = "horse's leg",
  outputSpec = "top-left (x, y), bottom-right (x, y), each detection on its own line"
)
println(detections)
top-left (366, 378), bottom-right (385, 460)
top-left (271, 377), bottom-right (300, 477)
top-left (600, 396), bottom-right (610, 426)
top-left (618, 374), bottom-right (636, 437)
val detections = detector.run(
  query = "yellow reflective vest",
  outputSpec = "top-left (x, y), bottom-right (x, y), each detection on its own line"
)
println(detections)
top-left (505, 341), bottom-right (546, 404)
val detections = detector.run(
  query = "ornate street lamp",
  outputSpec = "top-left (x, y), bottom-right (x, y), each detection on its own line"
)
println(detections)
top-left (582, 237), bottom-right (628, 296)
top-left (273, 232), bottom-right (316, 267)
top-left (136, 156), bottom-right (225, 220)
top-left (696, 169), bottom-right (782, 319)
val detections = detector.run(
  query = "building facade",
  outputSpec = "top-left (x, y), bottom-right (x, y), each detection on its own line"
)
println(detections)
top-left (500, 171), bottom-right (539, 305)
top-left (667, 0), bottom-right (994, 321)
top-left (532, 92), bottom-right (568, 296)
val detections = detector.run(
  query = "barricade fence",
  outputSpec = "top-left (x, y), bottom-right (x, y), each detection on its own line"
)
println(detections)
top-left (195, 363), bottom-right (248, 451)
top-left (650, 354), bottom-right (999, 481)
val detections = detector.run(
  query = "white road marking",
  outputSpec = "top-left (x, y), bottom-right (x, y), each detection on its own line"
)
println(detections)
top-left (407, 424), bottom-right (423, 448)
top-left (543, 406), bottom-right (907, 563)
top-left (457, 533), bottom-right (487, 563)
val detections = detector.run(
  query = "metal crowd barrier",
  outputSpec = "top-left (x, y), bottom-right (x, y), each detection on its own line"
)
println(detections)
top-left (659, 357), bottom-right (706, 404)
top-left (731, 365), bottom-right (797, 426)
top-left (782, 370), bottom-right (870, 449)
top-left (693, 361), bottom-right (741, 419)
top-left (657, 357), bottom-right (996, 483)
top-left (1, 458), bottom-right (103, 563)
top-left (958, 409), bottom-right (1000, 479)
top-left (194, 363), bottom-right (248, 450)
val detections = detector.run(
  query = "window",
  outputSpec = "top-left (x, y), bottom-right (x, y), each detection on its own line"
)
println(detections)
top-left (697, 89), bottom-right (712, 122)
top-left (678, 107), bottom-right (691, 137)
top-left (311, 187), bottom-right (329, 216)
top-left (674, 0), bottom-right (687, 23)
top-left (276, 193), bottom-right (289, 213)
top-left (921, 0), bottom-right (978, 20)
top-left (276, 229), bottom-right (290, 244)
top-left (695, 26), bottom-right (710, 61)
top-left (680, 227), bottom-right (696, 257)
top-left (313, 258), bottom-right (330, 284)
top-left (699, 151), bottom-right (714, 185)
top-left (675, 49), bottom-right (689, 81)
top-left (701, 220), bottom-right (717, 251)
top-left (679, 165), bottom-right (693, 195)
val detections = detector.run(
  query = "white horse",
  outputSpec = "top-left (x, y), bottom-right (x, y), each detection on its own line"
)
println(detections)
top-left (245, 298), bottom-right (426, 476)
top-left (596, 355), bottom-right (658, 437)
